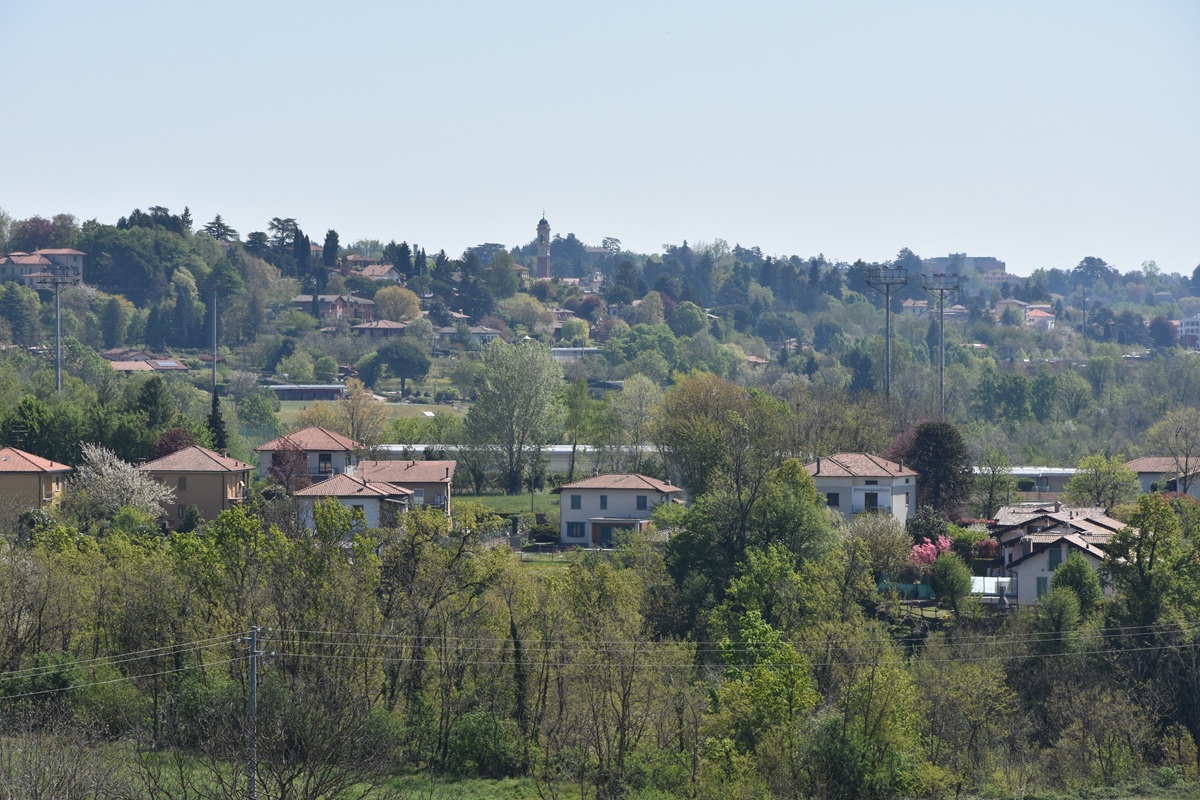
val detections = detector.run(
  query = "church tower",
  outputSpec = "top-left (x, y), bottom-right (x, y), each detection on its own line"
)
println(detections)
top-left (536, 215), bottom-right (551, 279)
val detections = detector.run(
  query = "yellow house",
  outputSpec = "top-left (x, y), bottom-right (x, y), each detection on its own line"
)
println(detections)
top-left (139, 446), bottom-right (252, 524)
top-left (0, 447), bottom-right (72, 508)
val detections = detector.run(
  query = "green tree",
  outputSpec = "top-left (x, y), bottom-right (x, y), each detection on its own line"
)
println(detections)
top-left (322, 228), bottom-right (340, 268)
top-left (136, 375), bottom-right (176, 431)
top-left (931, 551), bottom-right (972, 614)
top-left (1061, 454), bottom-right (1139, 510)
top-left (201, 214), bottom-right (237, 241)
top-left (485, 249), bottom-right (519, 298)
top-left (903, 420), bottom-right (974, 515)
top-left (1051, 550), bottom-right (1104, 618)
top-left (377, 339), bottom-right (430, 394)
top-left (206, 391), bottom-right (228, 453)
top-left (1104, 493), bottom-right (1187, 628)
top-left (373, 285), bottom-right (421, 321)
top-left (973, 446), bottom-right (1017, 518)
top-left (465, 342), bottom-right (563, 494)
top-left (1148, 407), bottom-right (1200, 496)
top-left (668, 300), bottom-right (707, 337)
top-left (100, 296), bottom-right (129, 349)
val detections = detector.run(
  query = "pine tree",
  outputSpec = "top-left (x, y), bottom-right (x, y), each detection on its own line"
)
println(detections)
top-left (207, 390), bottom-right (229, 452)
top-left (322, 229), bottom-right (340, 269)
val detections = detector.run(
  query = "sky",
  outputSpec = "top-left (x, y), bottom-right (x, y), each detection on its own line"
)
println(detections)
top-left (2, 1), bottom-right (1197, 277)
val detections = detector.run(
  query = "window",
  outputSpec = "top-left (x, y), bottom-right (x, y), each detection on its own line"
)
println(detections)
top-left (413, 489), bottom-right (425, 505)
top-left (826, 492), bottom-right (840, 507)
top-left (570, 494), bottom-right (581, 510)
top-left (177, 476), bottom-right (187, 492)
top-left (865, 479), bottom-right (878, 485)
top-left (636, 495), bottom-right (648, 511)
top-left (599, 494), bottom-right (608, 510)
top-left (1048, 545), bottom-right (1063, 570)
top-left (566, 522), bottom-right (586, 538)
top-left (1036, 576), bottom-right (1049, 598)
top-left (352, 504), bottom-right (365, 514)
top-left (177, 506), bottom-right (186, 520)
top-left (864, 492), bottom-right (878, 511)
top-left (318, 453), bottom-right (333, 474)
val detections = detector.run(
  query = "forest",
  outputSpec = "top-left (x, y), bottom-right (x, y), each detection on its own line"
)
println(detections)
top-left (0, 206), bottom-right (1199, 798)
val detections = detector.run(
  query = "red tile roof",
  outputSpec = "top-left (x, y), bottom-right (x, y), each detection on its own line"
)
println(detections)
top-left (32, 248), bottom-right (85, 255)
top-left (554, 473), bottom-right (681, 493)
top-left (256, 426), bottom-right (359, 452)
top-left (805, 453), bottom-right (917, 478)
top-left (139, 446), bottom-right (253, 473)
top-left (1126, 456), bottom-right (1193, 475)
top-left (293, 473), bottom-right (412, 498)
top-left (0, 447), bottom-right (71, 473)
top-left (356, 460), bottom-right (456, 483)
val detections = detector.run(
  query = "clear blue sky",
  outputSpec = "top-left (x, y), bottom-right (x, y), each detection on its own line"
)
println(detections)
top-left (2, 1), bottom-right (1197, 276)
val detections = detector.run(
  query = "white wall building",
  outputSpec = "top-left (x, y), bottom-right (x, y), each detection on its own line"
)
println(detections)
top-left (804, 453), bottom-right (917, 525)
top-left (553, 473), bottom-right (682, 546)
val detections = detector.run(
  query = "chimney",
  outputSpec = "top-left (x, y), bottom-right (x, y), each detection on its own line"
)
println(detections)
top-left (1055, 500), bottom-right (1061, 513)
top-left (815, 458), bottom-right (821, 475)
top-left (445, 466), bottom-right (449, 479)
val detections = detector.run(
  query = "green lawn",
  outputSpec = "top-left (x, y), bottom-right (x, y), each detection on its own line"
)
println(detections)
top-left (373, 775), bottom-right (556, 799)
top-left (468, 492), bottom-right (559, 517)
top-left (276, 399), bottom-right (461, 428)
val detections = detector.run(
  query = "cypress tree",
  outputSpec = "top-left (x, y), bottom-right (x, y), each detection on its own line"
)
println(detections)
top-left (207, 390), bottom-right (229, 452)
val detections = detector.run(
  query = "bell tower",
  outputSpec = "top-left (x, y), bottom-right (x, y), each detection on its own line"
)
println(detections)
top-left (536, 214), bottom-right (551, 279)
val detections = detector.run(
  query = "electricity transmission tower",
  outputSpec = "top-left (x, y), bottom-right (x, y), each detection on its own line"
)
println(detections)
top-left (37, 262), bottom-right (81, 393)
top-left (923, 273), bottom-right (960, 417)
top-left (865, 267), bottom-right (908, 400)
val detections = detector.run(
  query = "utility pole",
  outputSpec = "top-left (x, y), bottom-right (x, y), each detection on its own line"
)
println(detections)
top-left (865, 267), bottom-right (908, 400)
top-left (37, 262), bottom-right (80, 393)
top-left (923, 273), bottom-right (959, 417)
top-left (245, 627), bottom-right (262, 800)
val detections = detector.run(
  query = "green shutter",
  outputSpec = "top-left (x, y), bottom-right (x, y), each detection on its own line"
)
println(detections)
top-left (1036, 576), bottom-right (1049, 598)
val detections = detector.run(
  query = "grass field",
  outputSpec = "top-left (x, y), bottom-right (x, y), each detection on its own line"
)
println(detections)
top-left (468, 492), bottom-right (559, 517)
top-left (276, 399), bottom-right (462, 428)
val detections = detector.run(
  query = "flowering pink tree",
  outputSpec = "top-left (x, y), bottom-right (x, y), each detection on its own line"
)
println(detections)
top-left (911, 535), bottom-right (951, 567)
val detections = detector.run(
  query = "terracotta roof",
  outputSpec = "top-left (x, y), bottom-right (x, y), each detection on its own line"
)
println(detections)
top-left (293, 473), bottom-right (412, 498)
top-left (360, 264), bottom-right (398, 278)
top-left (32, 248), bottom-right (85, 255)
top-left (109, 360), bottom-right (154, 371)
top-left (0, 447), bottom-right (71, 474)
top-left (1006, 533), bottom-right (1108, 569)
top-left (356, 460), bottom-right (456, 483)
top-left (256, 426), bottom-right (359, 452)
top-left (553, 473), bottom-right (681, 493)
top-left (0, 254), bottom-right (52, 265)
top-left (805, 453), bottom-right (917, 479)
top-left (1126, 456), bottom-right (1194, 475)
top-left (140, 446), bottom-right (253, 473)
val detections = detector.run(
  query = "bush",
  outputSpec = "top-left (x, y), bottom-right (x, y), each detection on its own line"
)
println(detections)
top-left (529, 523), bottom-right (559, 543)
top-left (445, 710), bottom-right (527, 777)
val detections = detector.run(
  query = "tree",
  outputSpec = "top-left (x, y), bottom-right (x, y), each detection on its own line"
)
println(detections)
top-left (931, 551), bottom-right (972, 614)
top-left (465, 342), bottom-right (563, 494)
top-left (153, 427), bottom-right (196, 458)
top-left (207, 391), bottom-right (229, 452)
top-left (903, 420), bottom-right (974, 516)
top-left (66, 443), bottom-right (174, 520)
top-left (1051, 551), bottom-right (1104, 618)
top-left (373, 285), bottom-right (421, 321)
top-left (1061, 454), bottom-right (1139, 510)
top-left (486, 249), bottom-right (519, 299)
top-left (973, 446), bottom-right (1017, 518)
top-left (201, 215), bottom-right (237, 241)
top-left (1104, 492), bottom-right (1187, 628)
top-left (336, 378), bottom-right (388, 454)
top-left (268, 436), bottom-right (311, 492)
top-left (322, 229), bottom-right (340, 268)
top-left (1148, 407), bottom-right (1200, 496)
top-left (377, 339), bottom-right (430, 394)
top-left (136, 375), bottom-right (176, 431)
top-left (668, 301), bottom-right (707, 337)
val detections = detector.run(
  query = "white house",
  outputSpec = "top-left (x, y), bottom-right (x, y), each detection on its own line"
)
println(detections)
top-left (552, 473), bottom-right (682, 546)
top-left (255, 426), bottom-right (359, 484)
top-left (804, 453), bottom-right (917, 525)
top-left (293, 473), bottom-right (411, 530)
top-left (1125, 456), bottom-right (1200, 497)
top-left (1004, 533), bottom-right (1110, 606)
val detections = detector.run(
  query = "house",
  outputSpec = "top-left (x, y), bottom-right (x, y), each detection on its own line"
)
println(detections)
top-left (354, 459), bottom-right (455, 515)
top-left (552, 473), bottom-right (682, 546)
top-left (901, 298), bottom-right (930, 317)
top-left (352, 319), bottom-right (408, 339)
top-left (1125, 456), bottom-right (1200, 496)
top-left (359, 263), bottom-right (403, 282)
top-left (293, 473), bottom-right (411, 530)
top-left (1179, 316), bottom-right (1200, 350)
top-left (804, 453), bottom-right (917, 525)
top-left (467, 326), bottom-right (503, 346)
top-left (0, 447), bottom-right (71, 508)
top-left (1025, 308), bottom-right (1056, 331)
top-left (255, 426), bottom-right (359, 484)
top-left (0, 248), bottom-right (85, 287)
top-left (1004, 533), bottom-right (1111, 605)
top-left (292, 294), bottom-right (377, 322)
top-left (138, 446), bottom-right (252, 523)
top-left (990, 509), bottom-right (1121, 576)
top-left (992, 298), bottom-right (1028, 322)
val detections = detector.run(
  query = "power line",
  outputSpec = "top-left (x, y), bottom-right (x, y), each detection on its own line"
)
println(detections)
top-left (0, 633), bottom-right (246, 683)
top-left (0, 656), bottom-right (248, 703)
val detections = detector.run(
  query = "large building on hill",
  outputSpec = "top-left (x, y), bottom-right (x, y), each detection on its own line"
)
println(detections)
top-left (0, 248), bottom-right (85, 287)
top-left (923, 253), bottom-right (1006, 275)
